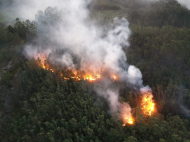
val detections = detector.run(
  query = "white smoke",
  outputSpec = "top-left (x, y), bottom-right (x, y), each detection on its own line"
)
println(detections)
top-left (23, 45), bottom-right (52, 60)
top-left (120, 103), bottom-right (133, 124)
top-left (140, 85), bottom-right (152, 93)
top-left (127, 65), bottom-right (143, 86)
top-left (176, 0), bottom-right (190, 10)
top-left (57, 53), bottom-right (75, 69)
top-left (96, 86), bottom-right (120, 113)
top-left (7, 0), bottom-right (63, 20)
top-left (17, 0), bottom-right (145, 117)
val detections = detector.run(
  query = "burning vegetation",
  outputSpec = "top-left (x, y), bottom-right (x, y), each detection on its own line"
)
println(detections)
top-left (1, 0), bottom-right (190, 141)
top-left (121, 91), bottom-right (155, 126)
top-left (35, 54), bottom-right (117, 82)
top-left (35, 54), bottom-right (156, 126)
top-left (120, 103), bottom-right (134, 126)
top-left (36, 54), bottom-right (156, 126)
top-left (141, 91), bottom-right (155, 116)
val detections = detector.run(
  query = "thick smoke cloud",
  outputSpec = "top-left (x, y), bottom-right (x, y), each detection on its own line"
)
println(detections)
top-left (20, 0), bottom-right (145, 116)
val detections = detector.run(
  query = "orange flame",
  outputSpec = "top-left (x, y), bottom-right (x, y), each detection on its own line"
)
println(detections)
top-left (122, 117), bottom-right (134, 126)
top-left (35, 55), bottom-right (117, 82)
top-left (120, 103), bottom-right (134, 126)
top-left (141, 92), bottom-right (155, 116)
top-left (35, 54), bottom-right (157, 126)
top-left (112, 75), bottom-right (117, 82)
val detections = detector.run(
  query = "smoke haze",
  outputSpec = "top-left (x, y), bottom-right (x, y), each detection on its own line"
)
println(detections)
top-left (140, 0), bottom-right (190, 10)
top-left (1, 0), bottom-right (190, 22)
top-left (176, 0), bottom-right (190, 10)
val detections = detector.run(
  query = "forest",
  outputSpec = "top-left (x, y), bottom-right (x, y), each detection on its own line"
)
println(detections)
top-left (0, 0), bottom-right (190, 142)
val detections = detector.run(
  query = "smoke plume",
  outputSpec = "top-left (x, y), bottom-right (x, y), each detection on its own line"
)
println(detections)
top-left (15, 0), bottom-right (147, 119)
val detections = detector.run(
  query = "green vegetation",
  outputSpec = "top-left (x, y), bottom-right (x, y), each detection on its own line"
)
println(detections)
top-left (1, 0), bottom-right (190, 141)
top-left (91, 0), bottom-right (190, 28)
top-left (1, 60), bottom-right (190, 141)
top-left (128, 25), bottom-right (190, 116)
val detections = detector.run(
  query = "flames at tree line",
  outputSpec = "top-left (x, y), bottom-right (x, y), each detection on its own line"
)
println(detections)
top-left (36, 53), bottom-right (155, 125)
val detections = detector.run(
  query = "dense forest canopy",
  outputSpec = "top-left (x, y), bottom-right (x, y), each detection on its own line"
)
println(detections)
top-left (0, 0), bottom-right (190, 141)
